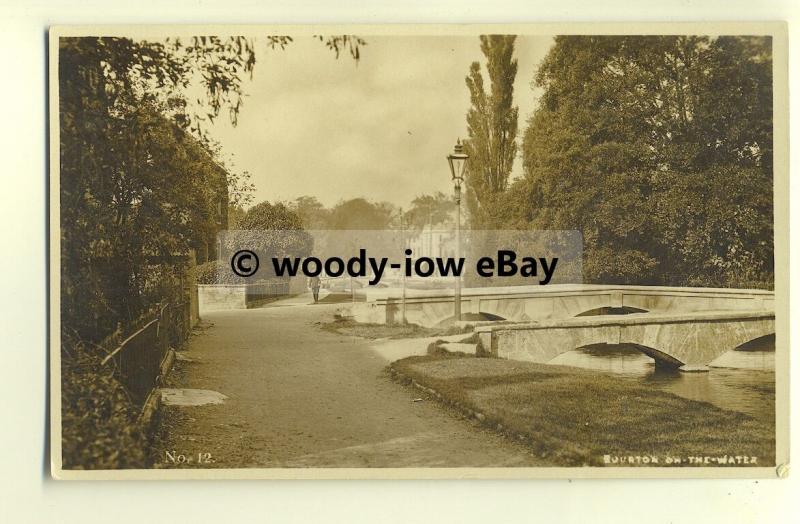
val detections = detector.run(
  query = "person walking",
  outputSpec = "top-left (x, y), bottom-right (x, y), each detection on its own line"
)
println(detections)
top-left (309, 275), bottom-right (321, 303)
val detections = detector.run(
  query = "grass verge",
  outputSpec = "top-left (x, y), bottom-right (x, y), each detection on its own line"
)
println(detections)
top-left (390, 354), bottom-right (775, 467)
top-left (320, 317), bottom-right (470, 339)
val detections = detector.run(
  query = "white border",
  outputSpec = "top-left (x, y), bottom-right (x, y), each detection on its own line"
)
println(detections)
top-left (0, 1), bottom-right (797, 522)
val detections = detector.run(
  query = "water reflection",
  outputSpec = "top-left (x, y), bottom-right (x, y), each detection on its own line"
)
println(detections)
top-left (549, 336), bottom-right (775, 421)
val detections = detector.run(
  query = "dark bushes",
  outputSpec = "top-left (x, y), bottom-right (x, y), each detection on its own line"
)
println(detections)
top-left (195, 260), bottom-right (244, 285)
top-left (60, 333), bottom-right (149, 469)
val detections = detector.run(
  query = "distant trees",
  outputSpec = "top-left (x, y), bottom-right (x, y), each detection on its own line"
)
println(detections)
top-left (227, 204), bottom-right (247, 229)
top-left (505, 35), bottom-right (773, 288)
top-left (288, 194), bottom-right (462, 233)
top-left (288, 196), bottom-right (399, 230)
top-left (403, 192), bottom-right (454, 231)
top-left (328, 198), bottom-right (396, 230)
top-left (231, 201), bottom-right (312, 263)
top-left (463, 35), bottom-right (519, 228)
top-left (290, 196), bottom-right (330, 230)
top-left (239, 201), bottom-right (304, 231)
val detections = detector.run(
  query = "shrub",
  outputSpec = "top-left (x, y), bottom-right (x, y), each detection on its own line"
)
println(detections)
top-left (195, 260), bottom-right (293, 289)
top-left (60, 333), bottom-right (149, 469)
top-left (195, 260), bottom-right (249, 285)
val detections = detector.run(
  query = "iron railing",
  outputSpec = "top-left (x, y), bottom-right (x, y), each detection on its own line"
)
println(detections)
top-left (101, 302), bottom-right (189, 407)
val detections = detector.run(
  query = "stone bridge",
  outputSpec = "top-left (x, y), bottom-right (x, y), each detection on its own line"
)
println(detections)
top-left (353, 284), bottom-right (775, 328)
top-left (475, 310), bottom-right (775, 372)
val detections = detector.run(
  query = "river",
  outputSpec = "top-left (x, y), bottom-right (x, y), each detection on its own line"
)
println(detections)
top-left (549, 335), bottom-right (775, 422)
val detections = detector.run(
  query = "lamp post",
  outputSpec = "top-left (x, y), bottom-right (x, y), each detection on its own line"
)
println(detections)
top-left (447, 138), bottom-right (468, 322)
top-left (399, 207), bottom-right (407, 324)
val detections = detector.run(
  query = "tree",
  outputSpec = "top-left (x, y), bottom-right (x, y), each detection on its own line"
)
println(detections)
top-left (239, 200), bottom-right (304, 230)
top-left (403, 192), bottom-right (453, 231)
top-left (232, 201), bottom-right (313, 262)
top-left (328, 198), bottom-right (397, 230)
top-left (514, 35), bottom-right (772, 287)
top-left (59, 35), bottom-right (365, 340)
top-left (59, 99), bottom-right (230, 338)
top-left (227, 204), bottom-right (247, 229)
top-left (58, 33), bottom-right (366, 470)
top-left (463, 35), bottom-right (519, 228)
top-left (291, 196), bottom-right (331, 230)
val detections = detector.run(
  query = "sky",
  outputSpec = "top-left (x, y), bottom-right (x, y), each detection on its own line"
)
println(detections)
top-left (204, 35), bottom-right (554, 209)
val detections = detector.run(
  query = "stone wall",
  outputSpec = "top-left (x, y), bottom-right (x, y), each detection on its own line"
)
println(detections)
top-left (198, 284), bottom-right (249, 313)
top-left (198, 282), bottom-right (291, 315)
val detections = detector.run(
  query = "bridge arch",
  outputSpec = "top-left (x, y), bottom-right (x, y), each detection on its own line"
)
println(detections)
top-left (649, 321), bottom-right (776, 369)
top-left (734, 333), bottom-right (775, 350)
top-left (477, 312), bottom-right (506, 321)
top-left (432, 311), bottom-right (507, 326)
top-left (707, 333), bottom-right (775, 367)
top-left (416, 299), bottom-right (517, 327)
top-left (559, 342), bottom-right (684, 370)
top-left (483, 314), bottom-right (775, 371)
top-left (575, 306), bottom-right (649, 317)
top-left (629, 343), bottom-right (684, 369)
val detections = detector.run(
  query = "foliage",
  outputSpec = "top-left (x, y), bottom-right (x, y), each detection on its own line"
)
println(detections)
top-left (512, 35), bottom-right (773, 288)
top-left (289, 196), bottom-right (406, 231)
top-left (227, 203), bottom-right (247, 229)
top-left (60, 35), bottom-right (364, 139)
top-left (402, 192), bottom-right (454, 230)
top-left (327, 198), bottom-right (397, 230)
top-left (238, 200), bottom-right (304, 230)
top-left (61, 332), bottom-right (149, 469)
top-left (229, 201), bottom-right (313, 260)
top-left (60, 34), bottom-right (364, 341)
top-left (290, 196), bottom-right (330, 229)
top-left (195, 260), bottom-right (237, 284)
top-left (195, 259), bottom-right (290, 285)
top-left (59, 34), bottom-right (365, 467)
top-left (59, 91), bottom-right (226, 338)
top-left (463, 35), bottom-right (519, 228)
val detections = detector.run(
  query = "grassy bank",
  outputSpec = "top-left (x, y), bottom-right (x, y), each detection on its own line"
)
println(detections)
top-left (391, 354), bottom-right (775, 467)
top-left (320, 318), bottom-right (469, 339)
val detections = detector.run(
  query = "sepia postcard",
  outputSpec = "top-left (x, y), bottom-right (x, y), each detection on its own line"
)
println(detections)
top-left (49, 22), bottom-right (789, 480)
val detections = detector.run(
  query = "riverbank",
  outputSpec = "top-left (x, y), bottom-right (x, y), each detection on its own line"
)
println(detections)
top-left (390, 353), bottom-right (775, 467)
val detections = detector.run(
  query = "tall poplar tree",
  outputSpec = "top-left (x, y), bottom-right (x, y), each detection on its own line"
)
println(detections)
top-left (463, 35), bottom-right (519, 228)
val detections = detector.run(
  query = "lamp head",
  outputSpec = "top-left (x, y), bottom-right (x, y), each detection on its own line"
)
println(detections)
top-left (447, 138), bottom-right (468, 188)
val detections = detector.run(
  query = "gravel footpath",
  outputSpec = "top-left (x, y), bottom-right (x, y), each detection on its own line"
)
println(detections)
top-left (154, 298), bottom-right (546, 468)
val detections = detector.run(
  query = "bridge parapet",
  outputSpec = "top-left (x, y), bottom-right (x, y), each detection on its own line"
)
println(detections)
top-left (354, 284), bottom-right (775, 328)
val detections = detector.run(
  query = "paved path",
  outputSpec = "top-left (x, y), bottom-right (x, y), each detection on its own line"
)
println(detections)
top-left (157, 294), bottom-right (543, 468)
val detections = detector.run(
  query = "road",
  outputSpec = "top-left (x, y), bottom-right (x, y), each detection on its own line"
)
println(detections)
top-left (156, 294), bottom-right (543, 468)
